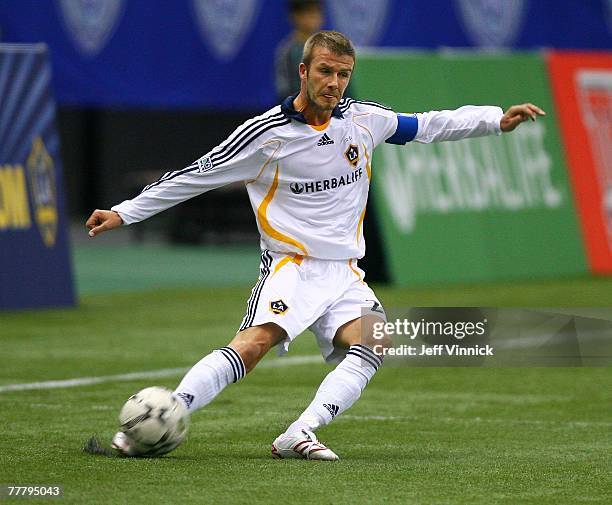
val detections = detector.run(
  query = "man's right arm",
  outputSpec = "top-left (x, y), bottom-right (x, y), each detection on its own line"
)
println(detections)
top-left (84, 158), bottom-right (240, 237)
top-left (85, 113), bottom-right (282, 237)
top-left (86, 209), bottom-right (123, 237)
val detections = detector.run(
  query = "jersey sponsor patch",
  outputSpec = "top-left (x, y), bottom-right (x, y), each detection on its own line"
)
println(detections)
top-left (289, 168), bottom-right (363, 195)
top-left (289, 182), bottom-right (305, 194)
top-left (270, 299), bottom-right (289, 315)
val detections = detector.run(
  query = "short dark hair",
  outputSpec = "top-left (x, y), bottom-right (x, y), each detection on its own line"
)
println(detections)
top-left (302, 30), bottom-right (355, 68)
top-left (289, 0), bottom-right (322, 14)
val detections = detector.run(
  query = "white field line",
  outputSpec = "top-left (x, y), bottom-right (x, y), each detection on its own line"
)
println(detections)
top-left (2, 327), bottom-right (607, 393)
top-left (0, 355), bottom-right (322, 394)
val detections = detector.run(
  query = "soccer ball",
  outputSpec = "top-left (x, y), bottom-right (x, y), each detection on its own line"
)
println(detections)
top-left (117, 386), bottom-right (189, 456)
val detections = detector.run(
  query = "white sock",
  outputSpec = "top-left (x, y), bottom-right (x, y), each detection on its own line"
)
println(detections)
top-left (173, 346), bottom-right (245, 412)
top-left (287, 344), bottom-right (382, 433)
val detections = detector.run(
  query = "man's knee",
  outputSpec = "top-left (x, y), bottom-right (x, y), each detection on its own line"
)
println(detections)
top-left (228, 323), bottom-right (286, 373)
top-left (333, 315), bottom-right (393, 352)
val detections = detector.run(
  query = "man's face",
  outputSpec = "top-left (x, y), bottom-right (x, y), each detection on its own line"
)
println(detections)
top-left (300, 46), bottom-right (354, 112)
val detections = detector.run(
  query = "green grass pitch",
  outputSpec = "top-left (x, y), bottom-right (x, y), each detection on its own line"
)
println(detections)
top-left (1, 281), bottom-right (611, 504)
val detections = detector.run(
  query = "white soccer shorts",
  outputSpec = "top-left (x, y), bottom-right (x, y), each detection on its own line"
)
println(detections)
top-left (238, 250), bottom-right (386, 362)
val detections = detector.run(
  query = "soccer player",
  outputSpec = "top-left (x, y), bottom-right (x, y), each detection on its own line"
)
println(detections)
top-left (86, 31), bottom-right (545, 460)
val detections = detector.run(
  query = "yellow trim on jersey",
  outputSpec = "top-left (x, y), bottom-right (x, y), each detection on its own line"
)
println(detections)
top-left (356, 144), bottom-right (372, 243)
top-left (257, 165), bottom-right (309, 256)
top-left (363, 143), bottom-right (372, 180)
top-left (353, 114), bottom-right (375, 146)
top-left (356, 208), bottom-right (367, 243)
top-left (246, 140), bottom-right (281, 185)
top-left (348, 259), bottom-right (365, 284)
top-left (309, 119), bottom-right (331, 131)
top-left (272, 253), bottom-right (304, 276)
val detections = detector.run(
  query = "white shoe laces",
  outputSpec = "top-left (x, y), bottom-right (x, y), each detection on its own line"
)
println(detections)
top-left (297, 430), bottom-right (322, 458)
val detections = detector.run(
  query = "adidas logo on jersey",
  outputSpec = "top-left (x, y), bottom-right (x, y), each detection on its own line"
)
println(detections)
top-left (317, 133), bottom-right (334, 146)
top-left (323, 403), bottom-right (340, 418)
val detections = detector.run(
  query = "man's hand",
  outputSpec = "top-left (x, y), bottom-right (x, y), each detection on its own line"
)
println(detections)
top-left (85, 209), bottom-right (123, 237)
top-left (500, 103), bottom-right (546, 132)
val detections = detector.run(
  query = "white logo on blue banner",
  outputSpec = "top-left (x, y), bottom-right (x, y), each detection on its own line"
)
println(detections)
top-left (455, 0), bottom-right (526, 48)
top-left (57, 0), bottom-right (125, 56)
top-left (328, 0), bottom-right (389, 46)
top-left (192, 0), bottom-right (261, 61)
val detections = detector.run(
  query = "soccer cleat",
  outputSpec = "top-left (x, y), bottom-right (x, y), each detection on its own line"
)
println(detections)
top-left (111, 431), bottom-right (139, 457)
top-left (271, 429), bottom-right (339, 461)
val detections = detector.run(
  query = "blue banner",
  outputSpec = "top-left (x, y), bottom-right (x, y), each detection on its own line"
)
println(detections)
top-left (0, 0), bottom-right (610, 109)
top-left (0, 44), bottom-right (75, 310)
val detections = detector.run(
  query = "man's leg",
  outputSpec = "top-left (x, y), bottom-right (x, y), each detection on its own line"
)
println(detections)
top-left (173, 323), bottom-right (286, 412)
top-left (112, 323), bottom-right (286, 455)
top-left (272, 315), bottom-right (391, 460)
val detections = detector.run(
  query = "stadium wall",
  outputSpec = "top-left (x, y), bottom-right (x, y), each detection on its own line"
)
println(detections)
top-left (0, 0), bottom-right (610, 110)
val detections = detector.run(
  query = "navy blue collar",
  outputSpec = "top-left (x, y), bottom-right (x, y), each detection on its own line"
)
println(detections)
top-left (280, 95), bottom-right (344, 123)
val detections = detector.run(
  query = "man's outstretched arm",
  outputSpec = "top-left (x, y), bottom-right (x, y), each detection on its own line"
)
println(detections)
top-left (386, 102), bottom-right (546, 146)
top-left (86, 209), bottom-right (123, 237)
top-left (499, 103), bottom-right (546, 132)
top-left (84, 112), bottom-right (281, 238)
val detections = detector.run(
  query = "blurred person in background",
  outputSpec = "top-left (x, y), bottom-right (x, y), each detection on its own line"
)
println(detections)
top-left (275, 0), bottom-right (326, 101)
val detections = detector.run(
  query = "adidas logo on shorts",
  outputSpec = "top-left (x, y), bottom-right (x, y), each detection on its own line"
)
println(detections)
top-left (317, 133), bottom-right (334, 146)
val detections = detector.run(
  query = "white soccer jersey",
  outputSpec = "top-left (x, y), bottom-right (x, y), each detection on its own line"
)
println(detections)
top-left (112, 97), bottom-right (503, 260)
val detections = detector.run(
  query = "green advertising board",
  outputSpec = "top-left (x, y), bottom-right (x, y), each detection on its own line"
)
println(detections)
top-left (353, 52), bottom-right (587, 285)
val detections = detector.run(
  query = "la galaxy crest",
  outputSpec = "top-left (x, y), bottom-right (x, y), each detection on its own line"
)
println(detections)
top-left (57, 0), bottom-right (126, 56)
top-left (269, 299), bottom-right (289, 315)
top-left (27, 137), bottom-right (58, 248)
top-left (344, 144), bottom-right (359, 167)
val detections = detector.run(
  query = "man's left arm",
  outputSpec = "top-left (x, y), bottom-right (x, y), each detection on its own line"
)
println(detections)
top-left (499, 103), bottom-right (546, 132)
top-left (385, 103), bottom-right (546, 145)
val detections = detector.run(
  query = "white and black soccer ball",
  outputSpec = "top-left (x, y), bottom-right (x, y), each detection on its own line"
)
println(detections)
top-left (118, 386), bottom-right (189, 457)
